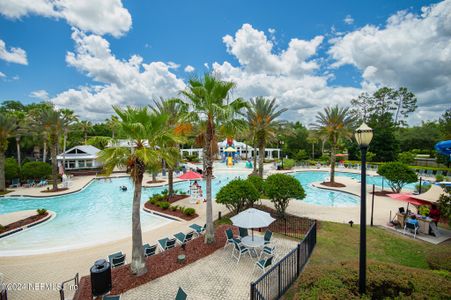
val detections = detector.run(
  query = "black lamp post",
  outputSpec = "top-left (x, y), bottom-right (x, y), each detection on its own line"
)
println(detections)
top-left (354, 122), bottom-right (373, 295)
top-left (279, 140), bottom-right (284, 169)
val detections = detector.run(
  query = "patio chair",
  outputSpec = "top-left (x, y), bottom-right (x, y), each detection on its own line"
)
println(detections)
top-left (263, 230), bottom-right (272, 245)
top-left (143, 244), bottom-right (157, 257)
top-left (37, 179), bottom-right (48, 187)
top-left (238, 227), bottom-right (248, 238)
top-left (108, 252), bottom-right (126, 268)
top-left (253, 256), bottom-right (274, 274)
top-left (403, 222), bottom-right (419, 239)
top-left (189, 223), bottom-right (206, 236)
top-left (9, 178), bottom-right (20, 188)
top-left (259, 245), bottom-right (276, 260)
top-left (174, 231), bottom-right (194, 245)
top-left (231, 240), bottom-right (251, 263)
top-left (158, 237), bottom-right (177, 251)
top-left (175, 287), bottom-right (187, 300)
top-left (24, 179), bottom-right (36, 188)
top-left (419, 169), bottom-right (426, 177)
top-left (104, 295), bottom-right (120, 300)
top-left (224, 228), bottom-right (241, 249)
top-left (426, 169), bottom-right (433, 177)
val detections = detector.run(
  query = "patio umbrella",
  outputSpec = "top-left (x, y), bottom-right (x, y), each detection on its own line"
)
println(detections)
top-left (178, 170), bottom-right (203, 180)
top-left (230, 208), bottom-right (276, 241)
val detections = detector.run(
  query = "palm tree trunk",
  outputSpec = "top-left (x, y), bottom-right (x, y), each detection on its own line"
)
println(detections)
top-left (253, 143), bottom-right (257, 174)
top-left (43, 141), bottom-right (47, 162)
top-left (258, 140), bottom-right (265, 178)
top-left (0, 152), bottom-right (5, 192)
top-left (16, 136), bottom-right (21, 165)
top-left (62, 131), bottom-right (67, 173)
top-left (51, 140), bottom-right (58, 191)
top-left (311, 143), bottom-right (314, 159)
top-left (204, 119), bottom-right (215, 244)
top-left (330, 143), bottom-right (336, 183)
top-left (130, 164), bottom-right (147, 275)
top-left (152, 172), bottom-right (157, 182)
top-left (84, 132), bottom-right (87, 144)
top-left (168, 168), bottom-right (174, 197)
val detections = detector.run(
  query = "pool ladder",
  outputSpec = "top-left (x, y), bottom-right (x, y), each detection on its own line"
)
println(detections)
top-left (59, 273), bottom-right (79, 300)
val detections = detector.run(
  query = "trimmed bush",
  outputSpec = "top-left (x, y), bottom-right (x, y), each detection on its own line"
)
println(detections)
top-left (398, 151), bottom-right (416, 164)
top-left (5, 158), bottom-right (20, 181)
top-left (21, 161), bottom-right (51, 180)
top-left (36, 208), bottom-right (47, 215)
top-left (436, 174), bottom-right (445, 182)
top-left (170, 205), bottom-right (178, 211)
top-left (183, 207), bottom-right (196, 216)
top-left (158, 201), bottom-right (170, 210)
top-left (216, 179), bottom-right (259, 214)
top-left (377, 162), bottom-right (418, 193)
top-left (281, 158), bottom-right (295, 170)
top-left (264, 174), bottom-right (305, 217)
top-left (246, 175), bottom-right (264, 196)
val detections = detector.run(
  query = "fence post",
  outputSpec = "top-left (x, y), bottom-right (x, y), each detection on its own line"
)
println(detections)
top-left (250, 282), bottom-right (254, 300)
top-left (278, 263), bottom-right (281, 298)
top-left (296, 243), bottom-right (301, 276)
top-left (284, 218), bottom-right (287, 236)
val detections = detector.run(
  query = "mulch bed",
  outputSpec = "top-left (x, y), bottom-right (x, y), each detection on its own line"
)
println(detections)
top-left (144, 202), bottom-right (198, 220)
top-left (0, 213), bottom-right (49, 235)
top-left (145, 180), bottom-right (165, 184)
top-left (40, 187), bottom-right (69, 193)
top-left (166, 194), bottom-right (190, 203)
top-left (321, 181), bottom-right (346, 188)
top-left (74, 225), bottom-right (232, 300)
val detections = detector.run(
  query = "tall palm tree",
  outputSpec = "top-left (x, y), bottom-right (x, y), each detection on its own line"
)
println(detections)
top-left (60, 109), bottom-right (78, 172)
top-left (98, 106), bottom-right (181, 275)
top-left (311, 106), bottom-right (356, 183)
top-left (307, 134), bottom-right (318, 159)
top-left (0, 113), bottom-right (17, 191)
top-left (182, 74), bottom-right (247, 244)
top-left (106, 116), bottom-right (120, 139)
top-left (151, 98), bottom-right (190, 197)
top-left (78, 120), bottom-right (92, 144)
top-left (247, 97), bottom-right (287, 178)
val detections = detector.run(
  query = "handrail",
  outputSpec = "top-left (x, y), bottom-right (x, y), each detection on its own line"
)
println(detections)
top-left (59, 273), bottom-right (79, 300)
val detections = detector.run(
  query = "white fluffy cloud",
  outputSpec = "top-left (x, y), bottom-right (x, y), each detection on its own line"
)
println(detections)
top-left (329, 0), bottom-right (451, 121)
top-left (344, 15), bottom-right (354, 25)
top-left (52, 29), bottom-right (185, 120)
top-left (0, 71), bottom-right (5, 78)
top-left (213, 24), bottom-right (361, 124)
top-left (30, 89), bottom-right (49, 100)
top-left (0, 0), bottom-right (131, 37)
top-left (184, 65), bottom-right (195, 72)
top-left (0, 39), bottom-right (27, 65)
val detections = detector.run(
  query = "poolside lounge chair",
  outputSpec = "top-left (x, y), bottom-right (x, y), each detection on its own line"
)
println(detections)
top-left (37, 179), bottom-right (48, 187)
top-left (253, 256), bottom-right (274, 274)
top-left (238, 227), bottom-right (248, 238)
top-left (104, 295), bottom-right (120, 300)
top-left (174, 231), bottom-right (194, 245)
top-left (9, 178), bottom-right (20, 188)
top-left (175, 287), bottom-right (187, 300)
top-left (108, 252), bottom-right (126, 268)
top-left (24, 179), bottom-right (36, 188)
top-left (224, 228), bottom-right (241, 249)
top-left (158, 237), bottom-right (177, 251)
top-left (231, 240), bottom-right (251, 263)
top-left (189, 223), bottom-right (206, 236)
top-left (426, 169), bottom-right (433, 177)
top-left (263, 230), bottom-right (272, 245)
top-left (143, 244), bottom-right (157, 257)
top-left (403, 222), bottom-right (419, 239)
top-left (259, 245), bottom-right (276, 260)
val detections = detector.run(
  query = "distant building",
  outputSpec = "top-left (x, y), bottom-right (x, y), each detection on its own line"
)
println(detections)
top-left (56, 145), bottom-right (102, 170)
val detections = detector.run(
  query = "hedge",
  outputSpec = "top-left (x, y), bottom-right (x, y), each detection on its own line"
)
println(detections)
top-left (21, 161), bottom-right (52, 180)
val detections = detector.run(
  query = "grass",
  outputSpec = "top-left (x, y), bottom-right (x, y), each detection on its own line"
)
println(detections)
top-left (284, 221), bottom-right (451, 299)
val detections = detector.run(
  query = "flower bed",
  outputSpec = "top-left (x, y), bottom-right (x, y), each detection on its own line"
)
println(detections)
top-left (143, 202), bottom-right (198, 220)
top-left (74, 225), bottom-right (232, 300)
top-left (0, 212), bottom-right (49, 235)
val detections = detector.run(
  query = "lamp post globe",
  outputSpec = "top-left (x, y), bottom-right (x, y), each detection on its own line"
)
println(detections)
top-left (354, 122), bottom-right (373, 295)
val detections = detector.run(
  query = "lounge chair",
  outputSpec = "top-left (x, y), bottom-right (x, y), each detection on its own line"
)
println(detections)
top-left (174, 231), bottom-right (194, 245)
top-left (426, 169), bottom-right (433, 177)
top-left (259, 245), bottom-right (276, 260)
top-left (238, 227), bottom-right (248, 238)
top-left (231, 240), bottom-right (251, 263)
top-left (175, 287), bottom-right (187, 300)
top-left (143, 244), bottom-right (157, 257)
top-left (104, 295), bottom-right (120, 300)
top-left (108, 252), bottom-right (126, 268)
top-left (253, 256), bottom-right (274, 273)
top-left (37, 179), bottom-right (48, 187)
top-left (9, 178), bottom-right (20, 188)
top-left (24, 179), bottom-right (36, 188)
top-left (189, 223), bottom-right (206, 236)
top-left (403, 222), bottom-right (419, 239)
top-left (263, 230), bottom-right (272, 245)
top-left (158, 237), bottom-right (177, 251)
top-left (224, 228), bottom-right (241, 249)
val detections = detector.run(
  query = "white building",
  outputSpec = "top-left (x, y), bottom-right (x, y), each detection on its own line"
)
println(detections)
top-left (57, 145), bottom-right (102, 170)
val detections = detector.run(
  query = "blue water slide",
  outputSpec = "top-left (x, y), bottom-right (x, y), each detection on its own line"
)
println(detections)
top-left (435, 140), bottom-right (451, 158)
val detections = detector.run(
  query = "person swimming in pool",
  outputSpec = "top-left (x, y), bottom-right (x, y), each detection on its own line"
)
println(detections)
top-left (120, 185), bottom-right (127, 191)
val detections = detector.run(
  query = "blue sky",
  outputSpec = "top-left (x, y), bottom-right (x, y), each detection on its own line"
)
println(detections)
top-left (0, 0), bottom-right (448, 124)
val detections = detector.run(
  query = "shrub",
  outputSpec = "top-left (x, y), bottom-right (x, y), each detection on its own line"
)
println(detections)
top-left (436, 174), bottom-right (445, 182)
top-left (264, 174), bottom-right (305, 217)
top-left (281, 158), bottom-right (295, 170)
top-left (415, 183), bottom-right (431, 194)
top-left (377, 162), bottom-right (418, 193)
top-left (170, 205), bottom-right (178, 211)
top-left (158, 201), bottom-right (170, 210)
top-left (5, 158), bottom-right (20, 181)
top-left (246, 175), bottom-right (264, 196)
top-left (294, 149), bottom-right (309, 161)
top-left (437, 185), bottom-right (451, 226)
top-left (21, 162), bottom-right (51, 180)
top-left (216, 179), bottom-right (259, 214)
top-left (183, 207), bottom-right (196, 216)
top-left (36, 208), bottom-right (47, 215)
top-left (319, 155), bottom-right (330, 163)
top-left (398, 151), bottom-right (416, 165)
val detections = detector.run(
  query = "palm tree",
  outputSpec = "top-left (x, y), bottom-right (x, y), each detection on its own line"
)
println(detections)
top-left (311, 106), bottom-right (356, 183)
top-left (247, 97), bottom-right (287, 178)
top-left (182, 74), bottom-right (247, 244)
top-left (98, 106), bottom-right (181, 275)
top-left (0, 113), bottom-right (17, 191)
top-left (60, 109), bottom-right (78, 172)
top-left (78, 120), bottom-right (92, 144)
top-left (106, 116), bottom-right (120, 139)
top-left (307, 134), bottom-right (318, 159)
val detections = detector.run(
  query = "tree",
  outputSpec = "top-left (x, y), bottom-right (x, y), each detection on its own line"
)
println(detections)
top-left (98, 106), bottom-right (181, 276)
top-left (60, 109), bottom-right (78, 172)
top-left (367, 112), bottom-right (399, 162)
top-left (78, 120), bottom-right (93, 144)
top-left (247, 175), bottom-right (265, 196)
top-left (438, 108), bottom-right (451, 140)
top-left (397, 151), bottom-right (415, 165)
top-left (21, 161), bottom-right (51, 180)
top-left (0, 113), bottom-right (17, 191)
top-left (311, 106), bottom-right (355, 183)
top-left (377, 162), bottom-right (418, 193)
top-left (306, 134), bottom-right (318, 159)
top-left (5, 158), bottom-right (19, 181)
top-left (216, 179), bottom-right (259, 214)
top-left (396, 122), bottom-right (441, 153)
top-left (247, 97), bottom-right (287, 177)
top-left (264, 174), bottom-right (305, 217)
top-left (182, 74), bottom-right (247, 244)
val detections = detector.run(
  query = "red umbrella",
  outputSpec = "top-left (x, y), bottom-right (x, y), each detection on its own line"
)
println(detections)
top-left (335, 154), bottom-right (347, 157)
top-left (387, 193), bottom-right (430, 206)
top-left (178, 171), bottom-right (203, 180)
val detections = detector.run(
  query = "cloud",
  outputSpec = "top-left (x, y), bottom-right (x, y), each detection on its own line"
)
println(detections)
top-left (329, 0), bottom-right (451, 122)
top-left (0, 39), bottom-right (28, 65)
top-left (203, 63), bottom-right (209, 70)
top-left (184, 65), bottom-right (195, 72)
top-left (212, 24), bottom-right (361, 124)
top-left (0, 71), bottom-right (5, 78)
top-left (30, 89), bottom-right (49, 100)
top-left (0, 0), bottom-right (131, 37)
top-left (344, 15), bottom-right (354, 25)
top-left (52, 29), bottom-right (185, 120)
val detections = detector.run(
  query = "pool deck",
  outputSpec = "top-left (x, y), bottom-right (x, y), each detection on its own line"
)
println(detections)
top-left (0, 164), bottom-right (445, 299)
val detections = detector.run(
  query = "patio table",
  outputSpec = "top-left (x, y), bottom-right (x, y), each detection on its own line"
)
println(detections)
top-left (241, 236), bottom-right (265, 258)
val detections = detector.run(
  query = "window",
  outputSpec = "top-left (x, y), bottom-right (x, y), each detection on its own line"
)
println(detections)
top-left (65, 160), bottom-right (76, 169)
top-left (78, 160), bottom-right (85, 168)
top-left (86, 160), bottom-right (93, 168)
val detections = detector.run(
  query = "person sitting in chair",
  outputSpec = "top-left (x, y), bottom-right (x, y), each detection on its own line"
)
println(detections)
top-left (406, 215), bottom-right (419, 227)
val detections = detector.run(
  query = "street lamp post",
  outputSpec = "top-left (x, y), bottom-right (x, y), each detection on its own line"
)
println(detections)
top-left (279, 140), bottom-right (284, 169)
top-left (354, 122), bottom-right (373, 295)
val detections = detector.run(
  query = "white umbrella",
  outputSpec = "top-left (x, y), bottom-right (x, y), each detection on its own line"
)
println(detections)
top-left (230, 208), bottom-right (276, 241)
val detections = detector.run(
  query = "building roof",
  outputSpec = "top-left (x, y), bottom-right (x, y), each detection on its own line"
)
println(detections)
top-left (56, 145), bottom-right (100, 160)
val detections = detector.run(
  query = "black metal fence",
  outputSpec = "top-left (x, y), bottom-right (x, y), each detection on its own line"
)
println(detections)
top-left (250, 220), bottom-right (317, 300)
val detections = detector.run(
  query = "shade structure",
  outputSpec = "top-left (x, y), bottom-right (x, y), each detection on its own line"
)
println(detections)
top-left (411, 184), bottom-right (446, 204)
top-left (231, 208), bottom-right (275, 229)
top-left (178, 170), bottom-right (203, 180)
top-left (387, 193), bottom-right (430, 206)
top-left (224, 147), bottom-right (236, 152)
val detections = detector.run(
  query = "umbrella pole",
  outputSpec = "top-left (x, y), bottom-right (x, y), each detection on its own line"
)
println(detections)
top-left (252, 228), bottom-right (254, 241)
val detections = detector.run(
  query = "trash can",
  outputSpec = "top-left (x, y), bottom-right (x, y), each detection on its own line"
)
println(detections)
top-left (90, 259), bottom-right (112, 297)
